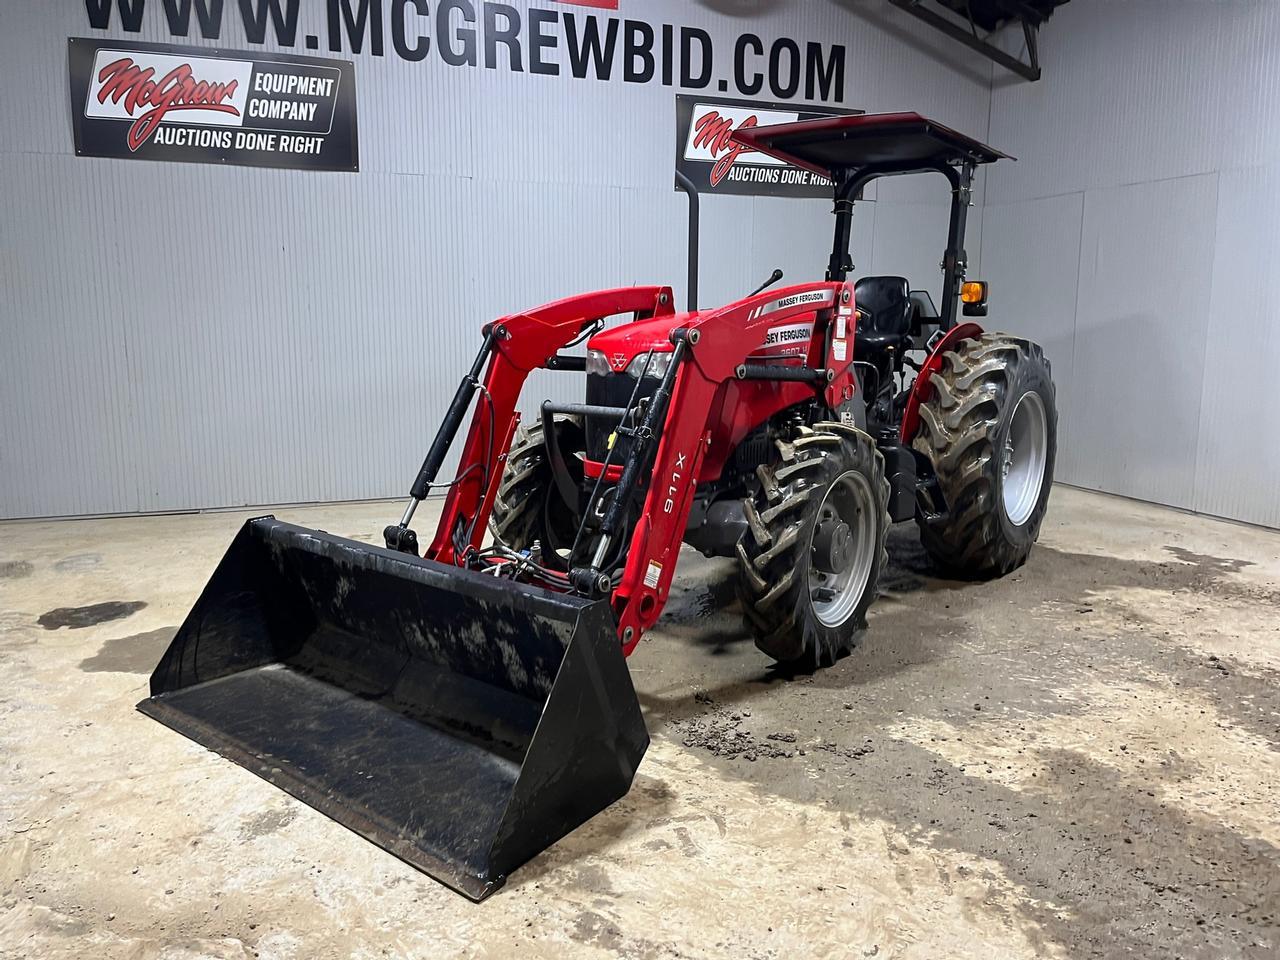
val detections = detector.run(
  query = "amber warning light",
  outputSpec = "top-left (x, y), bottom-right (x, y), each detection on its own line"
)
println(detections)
top-left (961, 281), bottom-right (988, 317)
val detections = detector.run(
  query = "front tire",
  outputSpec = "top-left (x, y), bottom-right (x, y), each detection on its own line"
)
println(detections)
top-left (736, 423), bottom-right (891, 671)
top-left (490, 416), bottom-right (585, 570)
top-left (912, 333), bottom-right (1057, 577)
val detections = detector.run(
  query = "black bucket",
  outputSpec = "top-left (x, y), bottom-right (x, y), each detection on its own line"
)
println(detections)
top-left (138, 517), bottom-right (649, 901)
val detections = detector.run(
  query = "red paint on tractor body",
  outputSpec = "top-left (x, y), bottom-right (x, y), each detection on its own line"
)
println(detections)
top-left (899, 322), bottom-right (984, 444)
top-left (422, 280), bottom-right (856, 653)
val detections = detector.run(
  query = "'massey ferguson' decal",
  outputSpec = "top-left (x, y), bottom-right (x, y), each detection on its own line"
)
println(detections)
top-left (761, 322), bottom-right (814, 347)
top-left (751, 321), bottom-right (814, 358)
top-left (748, 288), bottom-right (835, 321)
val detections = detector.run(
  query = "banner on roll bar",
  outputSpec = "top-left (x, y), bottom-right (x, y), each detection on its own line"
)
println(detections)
top-left (675, 95), bottom-right (861, 198)
top-left (68, 37), bottom-right (359, 172)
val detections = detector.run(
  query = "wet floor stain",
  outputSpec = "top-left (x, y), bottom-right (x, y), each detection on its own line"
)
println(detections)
top-left (52, 553), bottom-right (102, 573)
top-left (0, 561), bottom-right (34, 580)
top-left (38, 600), bottom-right (147, 630)
top-left (78, 626), bottom-right (176, 672)
top-left (1164, 544), bottom-right (1254, 574)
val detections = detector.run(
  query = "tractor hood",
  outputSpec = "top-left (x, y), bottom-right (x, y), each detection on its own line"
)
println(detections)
top-left (586, 305), bottom-right (821, 376)
top-left (585, 312), bottom-right (689, 374)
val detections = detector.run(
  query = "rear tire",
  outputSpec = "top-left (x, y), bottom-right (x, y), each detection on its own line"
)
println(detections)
top-left (736, 423), bottom-right (891, 671)
top-left (490, 417), bottom-right (585, 570)
top-left (912, 333), bottom-right (1057, 577)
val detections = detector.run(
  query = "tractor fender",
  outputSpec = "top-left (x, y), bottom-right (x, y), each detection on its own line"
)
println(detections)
top-left (899, 322), bottom-right (984, 443)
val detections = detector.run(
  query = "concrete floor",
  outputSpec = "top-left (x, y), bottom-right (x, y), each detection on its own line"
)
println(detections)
top-left (1, 486), bottom-right (1278, 959)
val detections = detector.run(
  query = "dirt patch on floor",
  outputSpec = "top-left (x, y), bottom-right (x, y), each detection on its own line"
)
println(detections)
top-left (234, 808), bottom-right (299, 843)
top-left (0, 560), bottom-right (34, 580)
top-left (51, 553), bottom-right (103, 573)
top-left (37, 600), bottom-right (147, 630)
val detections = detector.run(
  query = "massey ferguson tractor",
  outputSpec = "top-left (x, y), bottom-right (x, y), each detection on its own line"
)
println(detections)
top-left (139, 113), bottom-right (1057, 900)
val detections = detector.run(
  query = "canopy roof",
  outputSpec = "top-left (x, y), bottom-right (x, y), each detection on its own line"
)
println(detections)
top-left (731, 112), bottom-right (1012, 181)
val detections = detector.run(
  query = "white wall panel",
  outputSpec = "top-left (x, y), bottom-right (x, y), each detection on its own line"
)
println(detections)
top-left (1, 155), bottom-right (140, 517)
top-left (869, 200), bottom-right (952, 306)
top-left (987, 1), bottom-right (1243, 205)
top-left (484, 180), bottom-right (627, 424)
top-left (1068, 174), bottom-right (1218, 509)
top-left (0, 153), bottom-right (488, 516)
top-left (691, 193), bottom-right (760, 311)
top-left (748, 196), bottom-right (839, 296)
top-left (1, 1), bottom-right (995, 518)
top-left (1194, 162), bottom-right (1280, 528)
top-left (868, 168), bottom-right (987, 305)
top-left (983, 0), bottom-right (1280, 528)
top-left (980, 191), bottom-right (1084, 481)
top-left (617, 186), bottom-right (691, 303)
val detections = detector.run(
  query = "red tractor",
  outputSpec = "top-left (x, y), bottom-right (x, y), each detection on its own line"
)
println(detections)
top-left (140, 113), bottom-right (1056, 900)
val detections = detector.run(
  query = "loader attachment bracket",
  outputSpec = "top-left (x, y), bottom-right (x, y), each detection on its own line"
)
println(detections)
top-left (383, 524), bottom-right (420, 555)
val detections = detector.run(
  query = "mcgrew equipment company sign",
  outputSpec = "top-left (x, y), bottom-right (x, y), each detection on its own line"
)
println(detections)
top-left (676, 95), bottom-right (860, 198)
top-left (68, 37), bottom-right (359, 171)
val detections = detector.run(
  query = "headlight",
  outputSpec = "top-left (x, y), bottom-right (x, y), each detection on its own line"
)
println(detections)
top-left (585, 349), bottom-right (612, 377)
top-left (626, 350), bottom-right (674, 380)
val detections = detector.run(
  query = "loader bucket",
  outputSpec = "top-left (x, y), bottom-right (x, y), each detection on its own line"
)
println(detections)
top-left (138, 517), bottom-right (648, 901)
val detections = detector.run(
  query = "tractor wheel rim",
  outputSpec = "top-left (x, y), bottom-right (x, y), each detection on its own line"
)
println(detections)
top-left (1002, 390), bottom-right (1048, 527)
top-left (809, 470), bottom-right (876, 628)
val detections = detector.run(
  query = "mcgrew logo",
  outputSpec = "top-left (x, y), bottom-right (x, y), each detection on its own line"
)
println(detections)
top-left (691, 110), bottom-right (759, 187)
top-left (89, 54), bottom-right (247, 151)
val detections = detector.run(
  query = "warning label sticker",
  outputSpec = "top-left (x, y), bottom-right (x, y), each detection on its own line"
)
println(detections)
top-left (644, 561), bottom-right (663, 589)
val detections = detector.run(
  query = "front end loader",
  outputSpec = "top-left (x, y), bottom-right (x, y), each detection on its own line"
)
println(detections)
top-left (140, 113), bottom-right (1057, 900)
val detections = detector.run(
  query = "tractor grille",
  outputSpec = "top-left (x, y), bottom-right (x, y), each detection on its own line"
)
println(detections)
top-left (584, 373), bottom-right (659, 462)
top-left (732, 425), bottom-right (773, 477)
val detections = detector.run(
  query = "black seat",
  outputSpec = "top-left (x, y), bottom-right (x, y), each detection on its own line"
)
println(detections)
top-left (853, 276), bottom-right (913, 355)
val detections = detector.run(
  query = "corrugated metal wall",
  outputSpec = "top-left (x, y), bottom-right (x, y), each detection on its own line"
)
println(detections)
top-left (984, 0), bottom-right (1280, 529)
top-left (1, 1), bottom-right (992, 519)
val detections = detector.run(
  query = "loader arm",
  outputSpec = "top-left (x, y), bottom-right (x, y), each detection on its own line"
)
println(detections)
top-left (424, 286), bottom-right (676, 565)
top-left (611, 280), bottom-right (854, 653)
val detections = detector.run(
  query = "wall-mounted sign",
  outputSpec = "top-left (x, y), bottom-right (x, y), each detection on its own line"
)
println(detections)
top-left (675, 95), bottom-right (860, 197)
top-left (68, 38), bottom-right (359, 172)
top-left (78, 5), bottom-right (848, 106)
